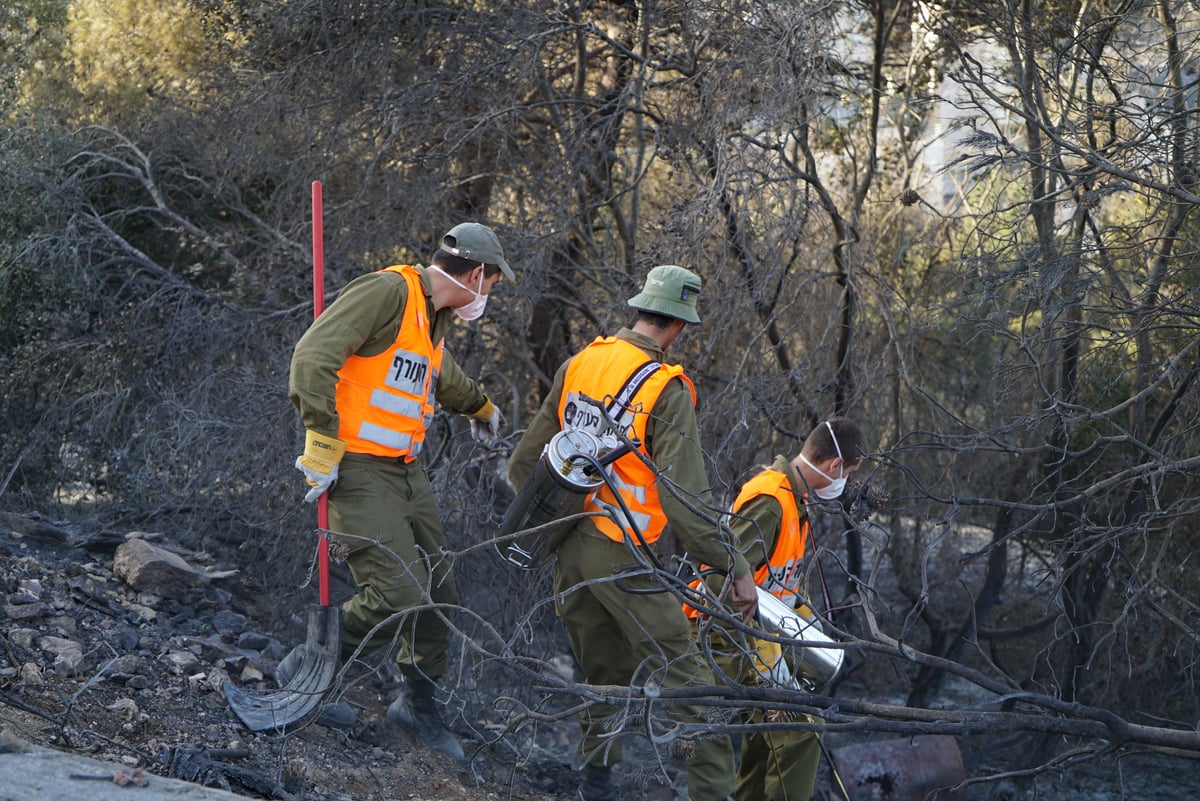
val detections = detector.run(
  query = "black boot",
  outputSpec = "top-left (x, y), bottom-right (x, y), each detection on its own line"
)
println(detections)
top-left (578, 763), bottom-right (615, 801)
top-left (386, 675), bottom-right (464, 759)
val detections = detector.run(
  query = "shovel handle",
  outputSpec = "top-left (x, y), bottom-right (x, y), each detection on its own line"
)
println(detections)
top-left (312, 181), bottom-right (325, 318)
top-left (312, 181), bottom-right (332, 608)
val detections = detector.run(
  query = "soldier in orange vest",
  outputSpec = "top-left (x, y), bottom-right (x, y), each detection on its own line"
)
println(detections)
top-left (286, 222), bottom-right (513, 757)
top-left (508, 265), bottom-right (758, 801)
top-left (691, 417), bottom-right (866, 801)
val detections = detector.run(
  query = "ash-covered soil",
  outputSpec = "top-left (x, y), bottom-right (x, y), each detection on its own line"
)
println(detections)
top-left (0, 516), bottom-right (579, 801)
top-left (2, 512), bottom-right (1197, 801)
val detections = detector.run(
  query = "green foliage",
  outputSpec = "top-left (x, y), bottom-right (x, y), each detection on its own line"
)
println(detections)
top-left (10, 0), bottom-right (249, 123)
top-left (0, 0), bottom-right (70, 118)
top-left (0, 124), bottom-right (79, 353)
top-left (66, 0), bottom-right (205, 104)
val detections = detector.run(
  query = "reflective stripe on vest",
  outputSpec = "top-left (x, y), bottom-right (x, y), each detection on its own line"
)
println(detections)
top-left (683, 467), bottom-right (809, 619)
top-left (335, 265), bottom-right (444, 460)
top-left (558, 336), bottom-right (695, 544)
top-left (735, 468), bottom-right (808, 603)
top-left (591, 471), bottom-right (652, 535)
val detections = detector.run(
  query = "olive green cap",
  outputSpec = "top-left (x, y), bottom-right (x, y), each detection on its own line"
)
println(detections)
top-left (442, 222), bottom-right (514, 280)
top-left (627, 264), bottom-right (702, 324)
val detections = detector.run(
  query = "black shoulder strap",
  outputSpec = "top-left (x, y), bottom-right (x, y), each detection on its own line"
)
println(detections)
top-left (606, 360), bottom-right (661, 419)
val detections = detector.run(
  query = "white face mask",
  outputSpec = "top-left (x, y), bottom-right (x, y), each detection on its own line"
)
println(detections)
top-left (430, 265), bottom-right (489, 321)
top-left (800, 421), bottom-right (847, 499)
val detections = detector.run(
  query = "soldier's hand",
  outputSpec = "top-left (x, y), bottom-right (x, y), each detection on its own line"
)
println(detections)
top-left (731, 572), bottom-right (759, 623)
top-left (469, 398), bottom-right (505, 444)
top-left (296, 430), bottom-right (347, 502)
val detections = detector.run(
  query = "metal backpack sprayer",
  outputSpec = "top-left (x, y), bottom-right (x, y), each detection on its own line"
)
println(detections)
top-left (495, 428), bottom-right (603, 567)
top-left (495, 396), bottom-right (634, 568)
top-left (752, 586), bottom-right (845, 688)
top-left (496, 383), bottom-right (648, 565)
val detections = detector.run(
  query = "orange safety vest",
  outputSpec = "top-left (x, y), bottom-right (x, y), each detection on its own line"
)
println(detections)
top-left (335, 265), bottom-right (444, 460)
top-left (558, 336), bottom-right (695, 544)
top-left (736, 468), bottom-right (810, 602)
top-left (684, 467), bottom-right (809, 618)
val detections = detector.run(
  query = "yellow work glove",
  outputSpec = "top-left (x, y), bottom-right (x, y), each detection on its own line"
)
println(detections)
top-left (754, 636), bottom-right (784, 676)
top-left (753, 636), bottom-right (797, 688)
top-left (295, 430), bottom-right (347, 503)
top-left (468, 398), bottom-right (505, 444)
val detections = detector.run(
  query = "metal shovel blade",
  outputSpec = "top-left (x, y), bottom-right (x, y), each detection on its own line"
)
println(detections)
top-left (223, 604), bottom-right (342, 731)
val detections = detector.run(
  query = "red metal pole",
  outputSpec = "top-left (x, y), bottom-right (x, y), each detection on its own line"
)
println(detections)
top-left (312, 181), bottom-right (325, 317)
top-left (312, 181), bottom-right (331, 607)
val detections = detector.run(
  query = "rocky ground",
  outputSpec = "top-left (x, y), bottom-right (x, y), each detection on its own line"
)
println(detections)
top-left (2, 511), bottom-right (1198, 801)
top-left (0, 513), bottom-right (580, 801)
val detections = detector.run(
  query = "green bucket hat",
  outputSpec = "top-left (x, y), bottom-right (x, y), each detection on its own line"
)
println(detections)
top-left (627, 264), bottom-right (702, 324)
top-left (442, 222), bottom-right (514, 280)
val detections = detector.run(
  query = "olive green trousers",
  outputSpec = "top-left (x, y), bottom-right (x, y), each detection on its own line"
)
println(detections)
top-left (701, 626), bottom-right (821, 801)
top-left (327, 453), bottom-right (457, 681)
top-left (554, 530), bottom-right (736, 801)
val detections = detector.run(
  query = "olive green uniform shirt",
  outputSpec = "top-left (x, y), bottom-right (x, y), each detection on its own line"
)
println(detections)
top-left (508, 327), bottom-right (750, 579)
top-left (727, 455), bottom-right (809, 573)
top-left (289, 265), bottom-right (489, 439)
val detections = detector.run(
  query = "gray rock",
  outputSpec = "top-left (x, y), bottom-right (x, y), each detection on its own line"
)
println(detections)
top-left (0, 746), bottom-right (254, 801)
top-left (3, 602), bottom-right (44, 621)
top-left (37, 635), bottom-right (84, 674)
top-left (235, 631), bottom-right (271, 651)
top-left (18, 578), bottom-right (44, 597)
top-left (113, 539), bottom-right (200, 596)
top-left (104, 654), bottom-right (145, 680)
top-left (161, 650), bottom-right (201, 675)
top-left (9, 628), bottom-right (38, 649)
top-left (104, 624), bottom-right (140, 651)
top-left (210, 610), bottom-right (246, 637)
